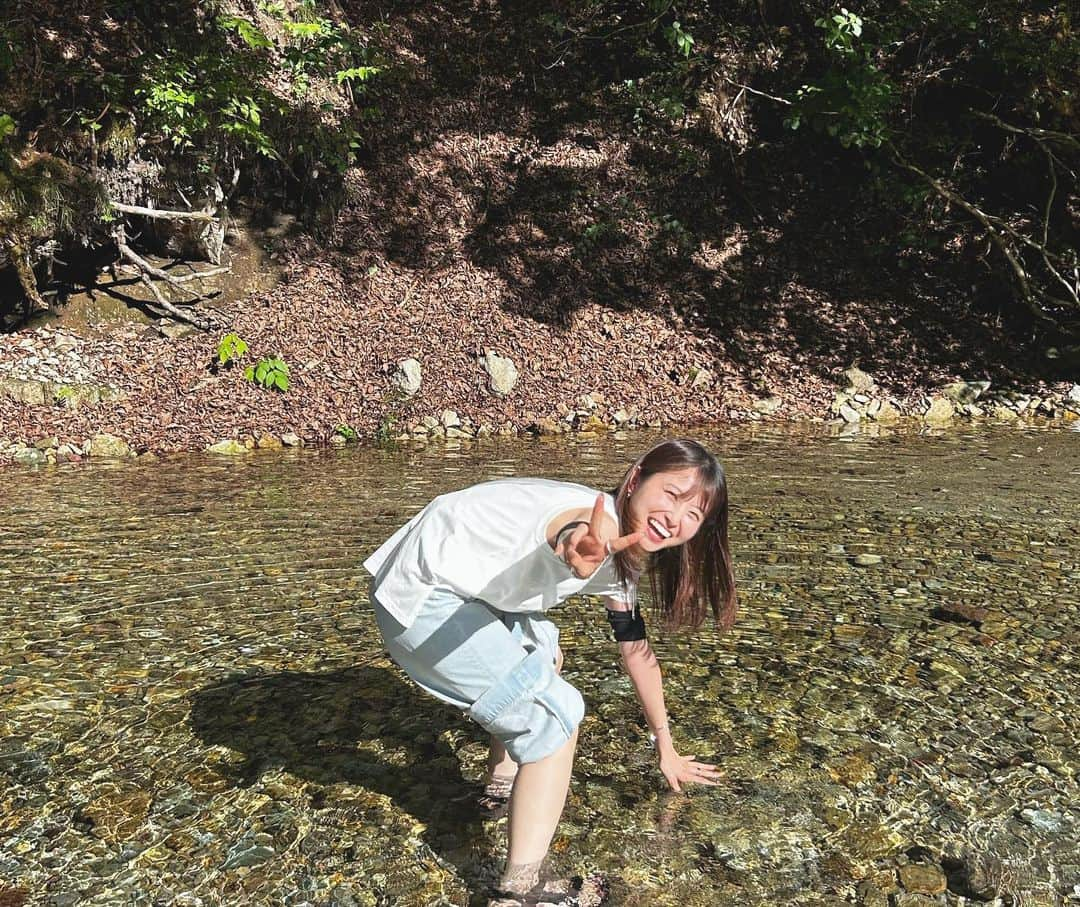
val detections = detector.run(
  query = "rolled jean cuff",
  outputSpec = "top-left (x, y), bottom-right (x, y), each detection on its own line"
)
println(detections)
top-left (468, 648), bottom-right (585, 764)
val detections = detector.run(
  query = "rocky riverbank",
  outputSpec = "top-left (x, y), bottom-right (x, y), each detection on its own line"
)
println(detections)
top-left (1, 310), bottom-right (1079, 468)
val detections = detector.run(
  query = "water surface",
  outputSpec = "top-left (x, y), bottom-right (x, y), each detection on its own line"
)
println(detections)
top-left (1, 426), bottom-right (1078, 906)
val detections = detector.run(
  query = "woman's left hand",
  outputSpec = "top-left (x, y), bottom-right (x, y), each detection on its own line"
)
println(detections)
top-left (659, 750), bottom-right (722, 792)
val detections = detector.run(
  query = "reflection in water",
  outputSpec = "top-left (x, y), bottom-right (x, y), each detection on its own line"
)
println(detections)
top-left (0, 426), bottom-right (1078, 905)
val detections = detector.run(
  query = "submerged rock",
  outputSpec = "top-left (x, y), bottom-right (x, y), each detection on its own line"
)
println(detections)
top-left (898, 863), bottom-right (947, 895)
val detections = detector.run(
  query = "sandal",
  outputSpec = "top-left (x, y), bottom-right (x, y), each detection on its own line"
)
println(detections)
top-left (486, 870), bottom-right (608, 907)
top-left (477, 772), bottom-right (516, 818)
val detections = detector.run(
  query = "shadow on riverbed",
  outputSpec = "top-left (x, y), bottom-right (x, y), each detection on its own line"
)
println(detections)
top-left (189, 665), bottom-right (488, 861)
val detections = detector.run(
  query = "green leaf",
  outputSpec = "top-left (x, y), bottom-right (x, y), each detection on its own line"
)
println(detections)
top-left (221, 16), bottom-right (273, 49)
top-left (335, 65), bottom-right (380, 84)
top-left (273, 372), bottom-right (288, 391)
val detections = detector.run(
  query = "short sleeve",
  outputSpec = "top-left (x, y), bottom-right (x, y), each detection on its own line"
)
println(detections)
top-left (582, 560), bottom-right (636, 607)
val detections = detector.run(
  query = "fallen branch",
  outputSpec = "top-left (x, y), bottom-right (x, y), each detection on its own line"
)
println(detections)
top-left (111, 201), bottom-right (216, 222)
top-left (722, 77), bottom-right (792, 106)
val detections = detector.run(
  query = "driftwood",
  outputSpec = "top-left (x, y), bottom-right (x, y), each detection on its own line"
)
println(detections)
top-left (111, 202), bottom-right (217, 222)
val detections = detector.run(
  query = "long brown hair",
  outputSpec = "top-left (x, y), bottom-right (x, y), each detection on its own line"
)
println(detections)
top-left (611, 438), bottom-right (737, 631)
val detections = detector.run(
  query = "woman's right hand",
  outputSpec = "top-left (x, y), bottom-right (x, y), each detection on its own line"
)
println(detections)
top-left (558, 494), bottom-right (642, 579)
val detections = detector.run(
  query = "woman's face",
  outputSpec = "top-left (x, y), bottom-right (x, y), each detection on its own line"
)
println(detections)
top-left (625, 466), bottom-right (708, 553)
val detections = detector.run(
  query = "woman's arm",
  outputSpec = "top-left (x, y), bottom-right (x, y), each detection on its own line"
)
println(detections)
top-left (608, 600), bottom-right (721, 792)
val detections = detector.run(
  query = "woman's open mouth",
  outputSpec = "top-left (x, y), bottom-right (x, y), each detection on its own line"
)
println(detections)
top-left (646, 517), bottom-right (672, 543)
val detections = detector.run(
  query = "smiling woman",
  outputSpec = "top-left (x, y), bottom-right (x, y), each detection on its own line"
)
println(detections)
top-left (363, 437), bottom-right (737, 905)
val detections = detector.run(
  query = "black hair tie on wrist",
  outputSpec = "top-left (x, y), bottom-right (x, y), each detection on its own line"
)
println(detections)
top-left (606, 607), bottom-right (647, 642)
top-left (554, 520), bottom-right (589, 549)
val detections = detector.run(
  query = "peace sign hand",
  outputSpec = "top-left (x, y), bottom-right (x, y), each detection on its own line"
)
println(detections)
top-left (558, 494), bottom-right (643, 579)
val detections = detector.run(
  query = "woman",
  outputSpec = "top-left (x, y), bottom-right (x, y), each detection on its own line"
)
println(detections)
top-left (364, 438), bottom-right (737, 905)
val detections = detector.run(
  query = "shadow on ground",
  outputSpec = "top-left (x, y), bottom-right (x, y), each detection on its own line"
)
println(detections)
top-left (189, 665), bottom-right (490, 866)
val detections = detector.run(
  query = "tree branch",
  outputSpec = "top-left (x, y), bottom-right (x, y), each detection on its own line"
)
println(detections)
top-left (889, 148), bottom-right (1064, 324)
top-left (111, 202), bottom-right (216, 222)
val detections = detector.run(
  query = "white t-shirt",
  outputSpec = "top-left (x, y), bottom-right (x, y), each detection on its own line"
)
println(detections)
top-left (363, 478), bottom-right (634, 626)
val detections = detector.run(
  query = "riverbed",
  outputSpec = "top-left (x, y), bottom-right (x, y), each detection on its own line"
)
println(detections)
top-left (1, 425), bottom-right (1078, 906)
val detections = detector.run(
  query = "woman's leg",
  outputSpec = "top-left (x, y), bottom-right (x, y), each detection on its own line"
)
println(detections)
top-left (504, 727), bottom-right (578, 870)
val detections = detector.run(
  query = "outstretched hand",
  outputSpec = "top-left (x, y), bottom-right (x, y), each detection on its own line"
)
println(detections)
top-left (659, 750), bottom-right (722, 793)
top-left (558, 494), bottom-right (642, 579)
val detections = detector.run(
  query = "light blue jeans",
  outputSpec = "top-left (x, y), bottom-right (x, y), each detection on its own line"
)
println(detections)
top-left (373, 588), bottom-right (585, 764)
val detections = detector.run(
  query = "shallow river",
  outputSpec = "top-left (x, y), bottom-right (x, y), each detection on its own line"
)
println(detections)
top-left (1, 426), bottom-right (1078, 907)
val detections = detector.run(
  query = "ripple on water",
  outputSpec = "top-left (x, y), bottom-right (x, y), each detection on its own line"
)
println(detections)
top-left (0, 425), bottom-right (1077, 905)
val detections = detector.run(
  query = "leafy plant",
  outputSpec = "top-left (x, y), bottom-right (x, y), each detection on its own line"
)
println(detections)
top-left (334, 424), bottom-right (358, 441)
top-left (216, 333), bottom-right (249, 366)
top-left (664, 21), bottom-right (695, 58)
top-left (245, 356), bottom-right (289, 391)
top-left (784, 7), bottom-right (896, 149)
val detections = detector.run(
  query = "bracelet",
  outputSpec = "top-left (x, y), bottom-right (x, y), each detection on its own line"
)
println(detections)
top-left (648, 722), bottom-right (669, 747)
top-left (554, 521), bottom-right (588, 550)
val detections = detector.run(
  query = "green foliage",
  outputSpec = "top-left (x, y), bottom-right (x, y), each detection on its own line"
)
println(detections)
top-left (374, 411), bottom-right (398, 445)
top-left (785, 8), bottom-right (896, 149)
top-left (245, 356), bottom-right (290, 391)
top-left (664, 21), bottom-right (695, 58)
top-left (216, 333), bottom-right (249, 366)
top-left (817, 8), bottom-right (863, 56)
top-left (334, 424), bottom-right (358, 441)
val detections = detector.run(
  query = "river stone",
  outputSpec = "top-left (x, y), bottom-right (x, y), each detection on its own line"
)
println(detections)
top-left (874, 400), bottom-right (901, 423)
top-left (392, 358), bottom-right (422, 396)
top-left (923, 397), bottom-right (955, 423)
top-left (441, 409), bottom-right (461, 428)
top-left (1067, 384), bottom-right (1080, 404)
top-left (839, 403), bottom-right (861, 423)
top-left (207, 439), bottom-right (249, 455)
top-left (80, 789), bottom-right (152, 843)
top-left (991, 403), bottom-right (1019, 421)
top-left (34, 436), bottom-right (59, 450)
top-left (897, 863), bottom-right (947, 895)
top-left (930, 602), bottom-right (987, 626)
top-left (841, 366), bottom-right (876, 393)
top-left (0, 377), bottom-right (48, 405)
top-left (853, 553), bottom-right (882, 566)
top-left (941, 380), bottom-right (990, 404)
top-left (753, 396), bottom-right (782, 415)
top-left (480, 350), bottom-right (519, 397)
top-left (855, 881), bottom-right (889, 907)
top-left (86, 434), bottom-right (132, 459)
top-left (257, 434), bottom-right (283, 450)
top-left (12, 447), bottom-right (46, 465)
top-left (690, 367), bottom-right (713, 390)
top-left (280, 432), bottom-right (302, 447)
top-left (223, 843), bottom-right (275, 869)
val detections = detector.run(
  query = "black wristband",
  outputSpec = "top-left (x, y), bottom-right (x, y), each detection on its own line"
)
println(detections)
top-left (554, 520), bottom-right (589, 549)
top-left (606, 607), bottom-right (647, 642)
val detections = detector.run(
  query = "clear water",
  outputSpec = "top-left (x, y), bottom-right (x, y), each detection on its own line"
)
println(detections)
top-left (1, 426), bottom-right (1077, 906)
